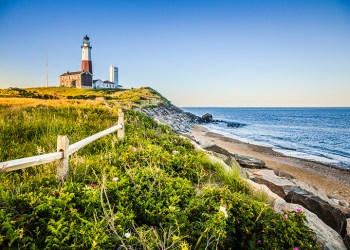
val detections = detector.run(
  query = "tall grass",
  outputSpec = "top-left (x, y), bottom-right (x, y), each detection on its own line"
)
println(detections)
top-left (0, 95), bottom-right (318, 249)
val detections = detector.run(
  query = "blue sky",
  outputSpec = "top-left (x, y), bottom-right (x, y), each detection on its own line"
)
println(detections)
top-left (0, 0), bottom-right (350, 107)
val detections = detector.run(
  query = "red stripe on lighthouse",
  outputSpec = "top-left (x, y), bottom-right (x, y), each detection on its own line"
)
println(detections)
top-left (82, 61), bottom-right (92, 74)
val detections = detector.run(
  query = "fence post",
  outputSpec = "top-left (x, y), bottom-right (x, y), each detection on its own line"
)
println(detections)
top-left (117, 109), bottom-right (125, 139)
top-left (57, 135), bottom-right (69, 181)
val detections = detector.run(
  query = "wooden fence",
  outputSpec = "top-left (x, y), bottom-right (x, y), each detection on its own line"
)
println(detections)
top-left (0, 109), bottom-right (125, 181)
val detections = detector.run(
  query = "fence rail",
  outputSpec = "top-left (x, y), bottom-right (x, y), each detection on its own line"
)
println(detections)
top-left (0, 109), bottom-right (125, 181)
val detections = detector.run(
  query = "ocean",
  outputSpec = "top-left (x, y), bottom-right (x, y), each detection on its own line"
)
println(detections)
top-left (182, 107), bottom-right (350, 169)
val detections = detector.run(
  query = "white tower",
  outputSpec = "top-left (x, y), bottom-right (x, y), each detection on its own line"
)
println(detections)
top-left (109, 65), bottom-right (118, 84)
top-left (81, 35), bottom-right (92, 74)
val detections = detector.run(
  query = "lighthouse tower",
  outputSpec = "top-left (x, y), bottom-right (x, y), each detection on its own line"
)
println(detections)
top-left (81, 35), bottom-right (92, 74)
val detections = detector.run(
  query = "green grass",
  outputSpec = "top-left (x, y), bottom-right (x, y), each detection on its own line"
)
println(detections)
top-left (0, 86), bottom-right (169, 108)
top-left (0, 93), bottom-right (318, 249)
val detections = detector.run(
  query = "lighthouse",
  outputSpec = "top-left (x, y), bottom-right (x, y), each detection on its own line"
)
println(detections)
top-left (81, 35), bottom-right (92, 74)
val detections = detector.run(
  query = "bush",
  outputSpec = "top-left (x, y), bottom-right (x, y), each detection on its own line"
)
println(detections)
top-left (0, 105), bottom-right (318, 249)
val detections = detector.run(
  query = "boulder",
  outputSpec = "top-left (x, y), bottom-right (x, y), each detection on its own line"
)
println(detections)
top-left (252, 169), bottom-right (297, 198)
top-left (340, 200), bottom-right (350, 208)
top-left (204, 144), bottom-right (232, 157)
top-left (200, 113), bottom-right (213, 123)
top-left (233, 154), bottom-right (266, 169)
top-left (344, 218), bottom-right (350, 249)
top-left (345, 234), bottom-right (350, 250)
top-left (273, 169), bottom-right (295, 179)
top-left (333, 205), bottom-right (350, 219)
top-left (227, 122), bottom-right (245, 128)
top-left (290, 179), bottom-right (337, 206)
top-left (246, 179), bottom-right (347, 250)
top-left (285, 189), bottom-right (347, 237)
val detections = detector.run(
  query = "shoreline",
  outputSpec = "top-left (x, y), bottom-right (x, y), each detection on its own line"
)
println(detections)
top-left (189, 124), bottom-right (350, 204)
top-left (206, 124), bottom-right (350, 170)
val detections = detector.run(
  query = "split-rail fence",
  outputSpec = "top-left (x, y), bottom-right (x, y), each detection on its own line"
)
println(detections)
top-left (0, 109), bottom-right (125, 181)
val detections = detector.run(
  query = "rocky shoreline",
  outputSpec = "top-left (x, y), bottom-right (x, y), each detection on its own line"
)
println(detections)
top-left (138, 104), bottom-right (350, 249)
top-left (138, 103), bottom-right (245, 132)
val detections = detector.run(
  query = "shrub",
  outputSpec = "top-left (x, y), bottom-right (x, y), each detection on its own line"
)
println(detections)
top-left (0, 104), bottom-right (318, 249)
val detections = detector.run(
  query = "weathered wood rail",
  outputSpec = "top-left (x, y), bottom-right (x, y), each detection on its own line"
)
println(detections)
top-left (0, 109), bottom-right (125, 181)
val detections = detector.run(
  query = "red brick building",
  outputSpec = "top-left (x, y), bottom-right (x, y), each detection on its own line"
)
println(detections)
top-left (59, 35), bottom-right (93, 88)
top-left (59, 71), bottom-right (93, 88)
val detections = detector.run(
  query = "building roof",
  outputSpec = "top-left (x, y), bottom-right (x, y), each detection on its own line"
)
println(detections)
top-left (103, 80), bottom-right (115, 84)
top-left (60, 71), bottom-right (82, 76)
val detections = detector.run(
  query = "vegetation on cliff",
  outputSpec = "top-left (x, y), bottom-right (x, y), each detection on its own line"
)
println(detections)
top-left (0, 87), bottom-right (169, 107)
top-left (0, 88), bottom-right (318, 249)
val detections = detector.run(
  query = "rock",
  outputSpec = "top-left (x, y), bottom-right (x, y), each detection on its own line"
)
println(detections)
top-left (233, 154), bottom-right (266, 169)
top-left (139, 104), bottom-right (200, 132)
top-left (332, 205), bottom-right (350, 219)
top-left (200, 113), bottom-right (213, 123)
top-left (340, 200), bottom-right (350, 208)
top-left (290, 179), bottom-right (337, 206)
top-left (252, 169), bottom-right (297, 198)
top-left (344, 219), bottom-right (350, 249)
top-left (206, 154), bottom-right (231, 172)
top-left (331, 198), bottom-right (341, 206)
top-left (227, 122), bottom-right (245, 128)
top-left (345, 234), bottom-right (350, 250)
top-left (273, 169), bottom-right (295, 179)
top-left (204, 144), bottom-right (232, 157)
top-left (285, 189), bottom-right (347, 237)
top-left (245, 179), bottom-right (347, 250)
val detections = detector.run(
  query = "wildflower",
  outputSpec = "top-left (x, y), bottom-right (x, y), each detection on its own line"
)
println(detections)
top-left (131, 147), bottom-right (137, 151)
top-left (113, 177), bottom-right (119, 182)
top-left (283, 214), bottom-right (288, 219)
top-left (219, 206), bottom-right (228, 218)
top-left (51, 190), bottom-right (56, 195)
top-left (257, 239), bottom-right (262, 245)
top-left (201, 169), bottom-right (206, 173)
top-left (172, 150), bottom-right (179, 154)
top-left (125, 232), bottom-right (131, 238)
top-left (296, 208), bottom-right (302, 213)
top-left (293, 248), bottom-right (299, 250)
top-left (91, 183), bottom-right (95, 188)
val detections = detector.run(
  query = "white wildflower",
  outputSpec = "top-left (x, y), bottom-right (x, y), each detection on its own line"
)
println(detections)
top-left (219, 206), bottom-right (228, 218)
top-left (125, 232), bottom-right (131, 238)
top-left (113, 177), bottom-right (118, 182)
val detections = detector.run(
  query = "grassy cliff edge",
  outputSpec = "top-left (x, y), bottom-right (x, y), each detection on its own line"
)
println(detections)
top-left (0, 87), bottom-right (317, 249)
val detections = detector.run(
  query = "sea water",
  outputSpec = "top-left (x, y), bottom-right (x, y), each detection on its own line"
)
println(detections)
top-left (182, 107), bottom-right (350, 169)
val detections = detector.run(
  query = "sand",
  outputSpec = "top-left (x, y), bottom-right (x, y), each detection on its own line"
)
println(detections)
top-left (189, 124), bottom-right (350, 204)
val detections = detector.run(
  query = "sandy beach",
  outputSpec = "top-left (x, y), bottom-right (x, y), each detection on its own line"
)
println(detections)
top-left (190, 124), bottom-right (350, 204)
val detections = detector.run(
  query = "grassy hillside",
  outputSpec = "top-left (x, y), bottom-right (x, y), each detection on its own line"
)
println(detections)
top-left (0, 89), bottom-right (318, 249)
top-left (0, 87), bottom-right (169, 108)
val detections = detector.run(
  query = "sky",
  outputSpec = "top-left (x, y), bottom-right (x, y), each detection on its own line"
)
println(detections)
top-left (0, 0), bottom-right (350, 107)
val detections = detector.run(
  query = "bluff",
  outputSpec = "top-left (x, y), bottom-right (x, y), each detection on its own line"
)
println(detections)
top-left (137, 103), bottom-right (211, 132)
top-left (138, 101), bottom-right (350, 249)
